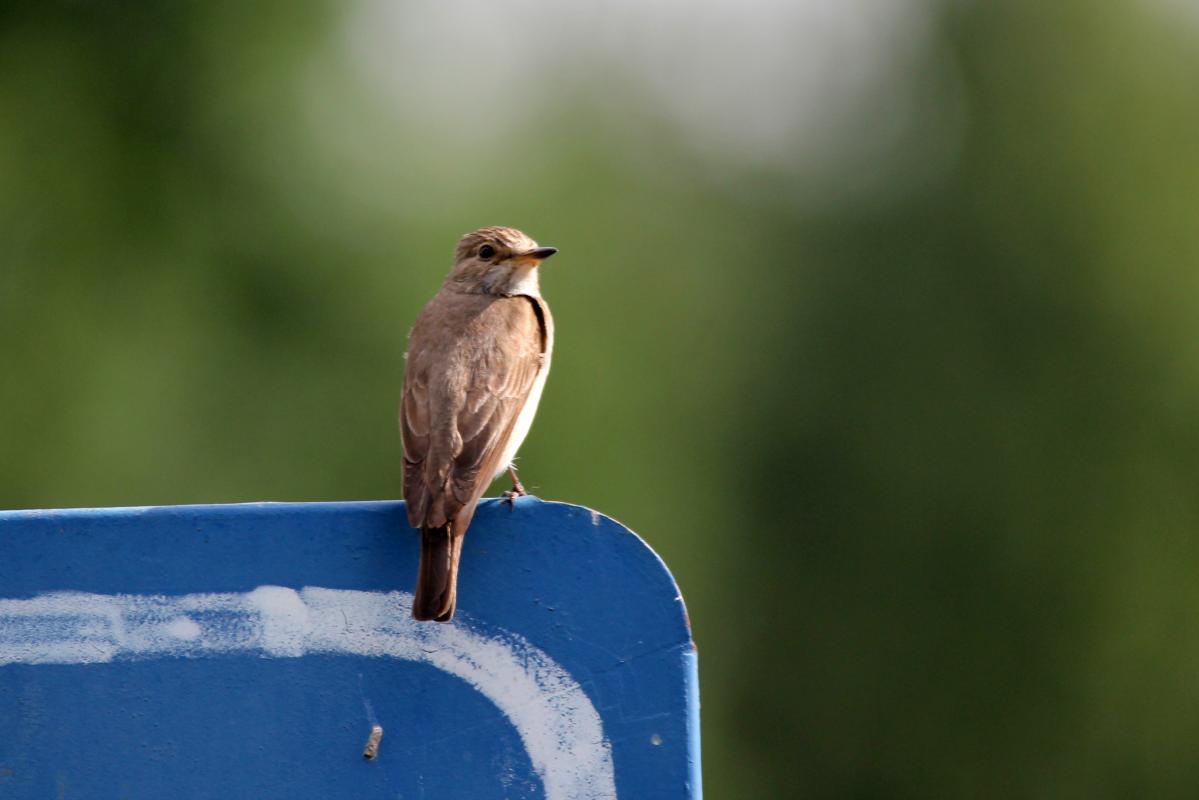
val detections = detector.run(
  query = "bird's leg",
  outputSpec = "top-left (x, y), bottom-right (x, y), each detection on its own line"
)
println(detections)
top-left (501, 464), bottom-right (527, 505)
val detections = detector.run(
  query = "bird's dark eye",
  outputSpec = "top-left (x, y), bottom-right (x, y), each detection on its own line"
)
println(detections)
top-left (478, 244), bottom-right (496, 260)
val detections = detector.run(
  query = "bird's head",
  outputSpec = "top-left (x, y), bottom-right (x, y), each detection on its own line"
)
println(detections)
top-left (448, 226), bottom-right (558, 296)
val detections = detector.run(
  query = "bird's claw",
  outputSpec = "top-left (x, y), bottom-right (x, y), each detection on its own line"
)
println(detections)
top-left (502, 465), bottom-right (528, 507)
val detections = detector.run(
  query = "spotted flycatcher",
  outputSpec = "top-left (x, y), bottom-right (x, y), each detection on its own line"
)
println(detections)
top-left (400, 227), bottom-right (557, 621)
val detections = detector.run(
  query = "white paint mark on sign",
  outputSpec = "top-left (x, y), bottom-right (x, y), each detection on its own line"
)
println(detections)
top-left (0, 587), bottom-right (616, 800)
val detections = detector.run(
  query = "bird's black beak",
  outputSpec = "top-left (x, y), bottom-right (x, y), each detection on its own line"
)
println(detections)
top-left (524, 247), bottom-right (558, 262)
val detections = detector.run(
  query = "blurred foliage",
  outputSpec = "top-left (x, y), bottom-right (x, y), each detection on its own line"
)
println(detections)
top-left (3, 0), bottom-right (1199, 797)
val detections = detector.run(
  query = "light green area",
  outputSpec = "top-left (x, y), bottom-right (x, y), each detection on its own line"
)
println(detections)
top-left (3, 2), bottom-right (1199, 796)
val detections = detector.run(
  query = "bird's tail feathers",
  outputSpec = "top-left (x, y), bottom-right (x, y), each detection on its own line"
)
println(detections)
top-left (413, 525), bottom-right (463, 621)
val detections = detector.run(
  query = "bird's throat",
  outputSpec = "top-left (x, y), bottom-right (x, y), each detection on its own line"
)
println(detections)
top-left (492, 265), bottom-right (541, 298)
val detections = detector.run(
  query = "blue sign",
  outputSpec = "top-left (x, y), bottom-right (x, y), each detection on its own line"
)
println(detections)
top-left (0, 498), bottom-right (700, 799)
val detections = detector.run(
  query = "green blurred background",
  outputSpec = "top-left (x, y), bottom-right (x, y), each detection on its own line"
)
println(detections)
top-left (4, 0), bottom-right (1199, 796)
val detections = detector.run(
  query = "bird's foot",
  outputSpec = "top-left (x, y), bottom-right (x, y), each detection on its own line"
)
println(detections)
top-left (502, 465), bottom-right (528, 507)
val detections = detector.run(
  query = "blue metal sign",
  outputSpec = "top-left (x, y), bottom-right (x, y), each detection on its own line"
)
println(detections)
top-left (0, 498), bottom-right (700, 799)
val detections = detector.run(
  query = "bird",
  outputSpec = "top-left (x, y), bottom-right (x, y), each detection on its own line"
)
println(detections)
top-left (400, 227), bottom-right (558, 621)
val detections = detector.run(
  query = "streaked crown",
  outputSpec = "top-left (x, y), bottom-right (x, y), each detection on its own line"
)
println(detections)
top-left (455, 227), bottom-right (540, 264)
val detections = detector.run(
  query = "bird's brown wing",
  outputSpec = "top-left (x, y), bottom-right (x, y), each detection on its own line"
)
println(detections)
top-left (400, 357), bottom-right (435, 528)
top-left (401, 294), bottom-right (544, 532)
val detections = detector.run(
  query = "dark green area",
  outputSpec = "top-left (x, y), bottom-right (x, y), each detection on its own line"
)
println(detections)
top-left (3, 1), bottom-right (1199, 796)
